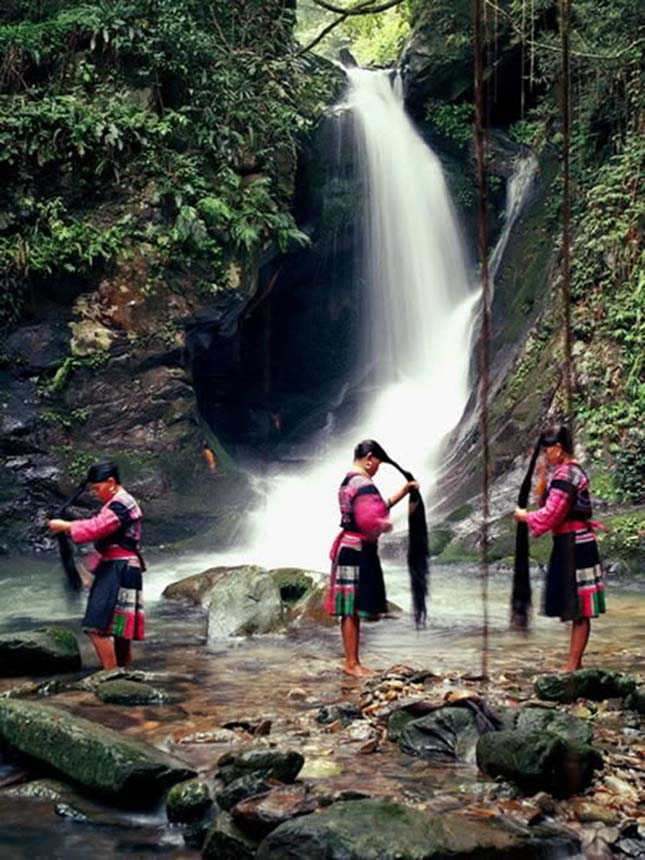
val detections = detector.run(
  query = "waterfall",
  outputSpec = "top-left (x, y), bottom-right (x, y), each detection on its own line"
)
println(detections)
top-left (489, 152), bottom-right (538, 281)
top-left (219, 71), bottom-right (533, 571)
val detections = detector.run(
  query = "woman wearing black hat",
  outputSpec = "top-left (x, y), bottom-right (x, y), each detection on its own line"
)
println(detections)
top-left (514, 426), bottom-right (606, 670)
top-left (325, 440), bottom-right (422, 677)
top-left (48, 462), bottom-right (145, 670)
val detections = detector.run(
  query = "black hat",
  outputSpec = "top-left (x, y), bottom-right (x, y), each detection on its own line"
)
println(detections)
top-left (86, 461), bottom-right (120, 484)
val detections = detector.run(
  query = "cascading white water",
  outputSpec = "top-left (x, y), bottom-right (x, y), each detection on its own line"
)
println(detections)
top-left (211, 68), bottom-right (479, 571)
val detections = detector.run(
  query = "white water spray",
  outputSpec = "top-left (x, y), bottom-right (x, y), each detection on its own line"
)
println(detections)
top-left (216, 72), bottom-right (535, 572)
top-left (210, 69), bottom-right (477, 570)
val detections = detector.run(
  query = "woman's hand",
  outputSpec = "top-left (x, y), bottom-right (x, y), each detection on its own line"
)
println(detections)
top-left (47, 519), bottom-right (72, 534)
top-left (514, 507), bottom-right (528, 523)
top-left (388, 481), bottom-right (420, 509)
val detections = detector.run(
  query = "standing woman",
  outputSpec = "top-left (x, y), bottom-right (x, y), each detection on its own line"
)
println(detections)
top-left (325, 440), bottom-right (418, 677)
top-left (515, 426), bottom-right (606, 670)
top-left (48, 462), bottom-right (145, 670)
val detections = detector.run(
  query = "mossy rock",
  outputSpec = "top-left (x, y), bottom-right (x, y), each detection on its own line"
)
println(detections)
top-left (0, 627), bottom-right (81, 676)
top-left (217, 749), bottom-right (304, 786)
top-left (255, 799), bottom-right (580, 859)
top-left (96, 679), bottom-right (183, 706)
top-left (476, 729), bottom-right (602, 798)
top-left (166, 778), bottom-right (213, 823)
top-left (535, 669), bottom-right (637, 703)
top-left (269, 568), bottom-right (316, 604)
top-left (623, 686), bottom-right (645, 715)
top-left (203, 810), bottom-right (259, 860)
top-left (0, 699), bottom-right (195, 805)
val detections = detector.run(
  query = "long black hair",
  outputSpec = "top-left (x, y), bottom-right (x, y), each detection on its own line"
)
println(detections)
top-left (511, 425), bottom-right (572, 629)
top-left (354, 439), bottom-right (429, 627)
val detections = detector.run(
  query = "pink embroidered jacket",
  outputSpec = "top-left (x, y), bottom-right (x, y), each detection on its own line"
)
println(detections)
top-left (527, 462), bottom-right (592, 538)
top-left (70, 489), bottom-right (143, 566)
top-left (338, 471), bottom-right (390, 542)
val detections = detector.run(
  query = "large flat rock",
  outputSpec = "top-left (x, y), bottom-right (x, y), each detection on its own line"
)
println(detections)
top-left (0, 699), bottom-right (195, 806)
top-left (255, 799), bottom-right (580, 859)
top-left (0, 627), bottom-right (81, 676)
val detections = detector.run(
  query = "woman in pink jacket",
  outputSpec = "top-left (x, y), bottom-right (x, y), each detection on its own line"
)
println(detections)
top-left (326, 440), bottom-right (418, 677)
top-left (515, 426), bottom-right (606, 671)
top-left (48, 461), bottom-right (144, 670)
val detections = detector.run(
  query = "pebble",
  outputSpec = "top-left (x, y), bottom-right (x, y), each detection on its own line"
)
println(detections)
top-left (286, 688), bottom-right (307, 701)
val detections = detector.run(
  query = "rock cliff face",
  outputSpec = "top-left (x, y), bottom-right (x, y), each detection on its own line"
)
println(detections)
top-left (0, 1), bottom-right (343, 551)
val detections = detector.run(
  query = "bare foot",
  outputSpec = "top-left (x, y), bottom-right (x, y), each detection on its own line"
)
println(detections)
top-left (342, 663), bottom-right (363, 678)
top-left (356, 664), bottom-right (377, 677)
top-left (560, 664), bottom-right (581, 672)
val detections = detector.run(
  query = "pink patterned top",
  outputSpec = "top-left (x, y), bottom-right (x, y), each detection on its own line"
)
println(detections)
top-left (527, 462), bottom-right (591, 538)
top-left (338, 471), bottom-right (390, 542)
top-left (70, 488), bottom-right (142, 564)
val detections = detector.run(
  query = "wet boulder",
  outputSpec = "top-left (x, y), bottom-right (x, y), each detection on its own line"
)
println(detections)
top-left (231, 783), bottom-right (320, 839)
top-left (207, 566), bottom-right (284, 639)
top-left (202, 811), bottom-right (259, 860)
top-left (166, 779), bottom-right (213, 823)
top-left (255, 799), bottom-right (580, 859)
top-left (535, 668), bottom-right (636, 703)
top-left (476, 729), bottom-right (602, 797)
top-left (163, 565), bottom-right (285, 637)
top-left (508, 706), bottom-right (594, 746)
top-left (215, 775), bottom-right (273, 812)
top-left (218, 749), bottom-right (304, 786)
top-left (96, 679), bottom-right (183, 705)
top-left (397, 706), bottom-right (482, 763)
top-left (268, 567), bottom-right (317, 605)
top-left (315, 702), bottom-right (363, 727)
top-left (0, 627), bottom-right (81, 676)
top-left (0, 699), bottom-right (195, 805)
top-left (624, 686), bottom-right (645, 715)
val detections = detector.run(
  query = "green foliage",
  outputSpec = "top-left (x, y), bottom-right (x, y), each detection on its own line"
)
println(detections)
top-left (295, 0), bottom-right (412, 66)
top-left (0, 0), bottom-right (338, 323)
top-left (426, 99), bottom-right (473, 147)
top-left (45, 351), bottom-right (109, 393)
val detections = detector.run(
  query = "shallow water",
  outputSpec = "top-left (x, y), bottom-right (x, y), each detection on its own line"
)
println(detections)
top-left (0, 553), bottom-right (643, 859)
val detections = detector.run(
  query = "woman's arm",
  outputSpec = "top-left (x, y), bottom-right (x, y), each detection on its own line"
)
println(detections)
top-left (353, 488), bottom-right (391, 538)
top-left (526, 483), bottom-right (572, 537)
top-left (387, 481), bottom-right (419, 510)
top-left (67, 506), bottom-right (122, 544)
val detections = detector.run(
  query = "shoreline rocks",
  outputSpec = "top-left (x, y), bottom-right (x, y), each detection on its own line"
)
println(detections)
top-left (0, 627), bottom-right (81, 676)
top-left (0, 699), bottom-right (195, 805)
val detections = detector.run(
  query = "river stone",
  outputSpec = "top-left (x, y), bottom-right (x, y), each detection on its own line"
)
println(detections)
top-left (0, 627), bottom-right (81, 676)
top-left (162, 566), bottom-right (244, 607)
top-left (623, 686), bottom-right (645, 714)
top-left (218, 749), bottom-right (304, 786)
top-left (289, 582), bottom-right (336, 628)
top-left (255, 799), bottom-right (580, 859)
top-left (535, 669), bottom-right (636, 703)
top-left (202, 811), bottom-right (259, 860)
top-left (96, 679), bottom-right (182, 705)
top-left (387, 707), bottom-right (419, 742)
top-left (166, 779), bottom-right (213, 823)
top-left (207, 566), bottom-right (284, 638)
top-left (216, 774), bottom-right (273, 812)
top-left (316, 701), bottom-right (363, 727)
top-left (513, 707), bottom-right (594, 746)
top-left (231, 783), bottom-right (320, 838)
top-left (398, 706), bottom-right (481, 763)
top-left (476, 729), bottom-right (602, 797)
top-left (0, 699), bottom-right (195, 805)
top-left (268, 568), bottom-right (316, 604)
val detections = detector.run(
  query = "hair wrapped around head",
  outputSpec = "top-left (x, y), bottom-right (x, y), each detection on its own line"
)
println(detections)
top-left (86, 461), bottom-right (120, 484)
top-left (354, 439), bottom-right (428, 627)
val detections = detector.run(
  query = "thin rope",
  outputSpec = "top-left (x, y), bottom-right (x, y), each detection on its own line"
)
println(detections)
top-left (560, 0), bottom-right (574, 434)
top-left (474, 0), bottom-right (490, 683)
